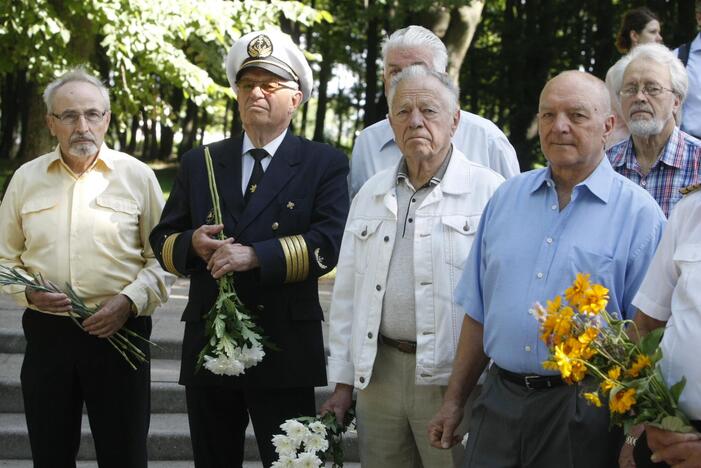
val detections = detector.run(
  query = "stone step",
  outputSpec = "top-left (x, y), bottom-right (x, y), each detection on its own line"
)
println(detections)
top-left (0, 413), bottom-right (359, 462)
top-left (0, 354), bottom-right (336, 413)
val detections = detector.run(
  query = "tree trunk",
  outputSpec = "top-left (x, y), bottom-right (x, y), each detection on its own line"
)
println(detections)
top-left (179, 100), bottom-right (199, 156)
top-left (17, 83), bottom-right (52, 162)
top-left (0, 72), bottom-right (24, 159)
top-left (362, 0), bottom-right (381, 127)
top-left (229, 103), bottom-right (242, 139)
top-left (126, 115), bottom-right (139, 155)
top-left (313, 34), bottom-right (333, 142)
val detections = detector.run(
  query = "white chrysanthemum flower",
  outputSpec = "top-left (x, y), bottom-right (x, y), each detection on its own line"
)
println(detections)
top-left (345, 420), bottom-right (356, 434)
top-left (308, 421), bottom-right (326, 435)
top-left (272, 434), bottom-right (297, 456)
top-left (271, 454), bottom-right (297, 468)
top-left (203, 354), bottom-right (244, 376)
top-left (281, 420), bottom-right (311, 445)
top-left (303, 432), bottom-right (328, 453)
top-left (295, 451), bottom-right (322, 468)
top-left (240, 343), bottom-right (265, 367)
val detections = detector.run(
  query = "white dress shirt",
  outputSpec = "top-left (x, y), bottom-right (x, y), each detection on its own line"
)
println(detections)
top-left (633, 189), bottom-right (701, 419)
top-left (677, 33), bottom-right (701, 138)
top-left (240, 129), bottom-right (287, 194)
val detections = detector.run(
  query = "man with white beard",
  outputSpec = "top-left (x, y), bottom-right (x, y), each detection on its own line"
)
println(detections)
top-left (607, 43), bottom-right (701, 217)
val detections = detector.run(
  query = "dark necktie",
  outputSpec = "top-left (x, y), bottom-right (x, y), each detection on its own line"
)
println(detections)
top-left (245, 148), bottom-right (267, 204)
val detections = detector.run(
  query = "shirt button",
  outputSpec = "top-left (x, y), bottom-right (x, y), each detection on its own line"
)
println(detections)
top-left (546, 181), bottom-right (552, 187)
top-left (536, 272), bottom-right (544, 279)
top-left (367, 332), bottom-right (373, 339)
top-left (408, 218), bottom-right (413, 223)
top-left (376, 284), bottom-right (382, 291)
top-left (525, 345), bottom-right (532, 352)
top-left (412, 198), bottom-right (416, 203)
top-left (641, 180), bottom-right (647, 187)
top-left (384, 236), bottom-right (390, 242)
top-left (546, 237), bottom-right (553, 244)
top-left (551, 204), bottom-right (558, 210)
top-left (359, 376), bottom-right (365, 383)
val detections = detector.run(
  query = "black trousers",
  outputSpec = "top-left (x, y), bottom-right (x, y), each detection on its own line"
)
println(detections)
top-left (20, 308), bottom-right (151, 468)
top-left (463, 365), bottom-right (621, 468)
top-left (186, 384), bottom-right (316, 468)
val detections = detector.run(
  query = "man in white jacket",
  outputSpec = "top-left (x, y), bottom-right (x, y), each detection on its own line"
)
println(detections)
top-left (321, 65), bottom-right (503, 468)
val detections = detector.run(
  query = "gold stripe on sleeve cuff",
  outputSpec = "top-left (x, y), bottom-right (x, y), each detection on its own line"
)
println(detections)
top-left (280, 235), bottom-right (309, 283)
top-left (162, 233), bottom-right (181, 276)
top-left (279, 236), bottom-right (296, 283)
top-left (290, 234), bottom-right (309, 281)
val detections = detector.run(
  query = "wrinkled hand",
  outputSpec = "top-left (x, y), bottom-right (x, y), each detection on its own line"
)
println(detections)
top-left (192, 224), bottom-right (233, 262)
top-left (82, 294), bottom-right (132, 338)
top-left (319, 383), bottom-right (353, 425)
top-left (26, 287), bottom-right (72, 313)
top-left (428, 400), bottom-right (464, 450)
top-left (207, 243), bottom-right (259, 279)
top-left (646, 426), bottom-right (701, 467)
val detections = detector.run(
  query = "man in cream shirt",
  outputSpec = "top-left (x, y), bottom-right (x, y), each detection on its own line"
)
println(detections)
top-left (0, 68), bottom-right (173, 468)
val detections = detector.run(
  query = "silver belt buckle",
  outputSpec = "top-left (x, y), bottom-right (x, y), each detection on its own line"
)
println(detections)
top-left (524, 375), bottom-right (541, 390)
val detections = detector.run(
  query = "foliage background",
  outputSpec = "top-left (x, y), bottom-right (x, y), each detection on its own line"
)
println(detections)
top-left (0, 0), bottom-right (697, 184)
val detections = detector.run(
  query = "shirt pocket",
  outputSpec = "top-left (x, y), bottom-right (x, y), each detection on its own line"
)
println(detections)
top-left (92, 196), bottom-right (140, 248)
top-left (673, 243), bottom-right (701, 310)
top-left (441, 214), bottom-right (479, 270)
top-left (346, 219), bottom-right (383, 274)
top-left (20, 196), bottom-right (57, 249)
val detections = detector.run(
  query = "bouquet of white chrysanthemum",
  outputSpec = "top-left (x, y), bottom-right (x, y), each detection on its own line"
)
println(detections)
top-left (271, 407), bottom-right (356, 468)
top-left (198, 147), bottom-right (275, 376)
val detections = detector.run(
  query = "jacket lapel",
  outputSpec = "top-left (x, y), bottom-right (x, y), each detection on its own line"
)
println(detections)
top-left (211, 137), bottom-right (244, 228)
top-left (234, 132), bottom-right (301, 237)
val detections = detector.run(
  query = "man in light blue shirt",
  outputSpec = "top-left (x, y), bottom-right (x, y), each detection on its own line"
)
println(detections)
top-left (428, 71), bottom-right (665, 468)
top-left (676, 1), bottom-right (701, 139)
top-left (349, 26), bottom-right (519, 198)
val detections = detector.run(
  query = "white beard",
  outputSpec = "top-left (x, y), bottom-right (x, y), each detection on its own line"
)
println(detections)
top-left (628, 118), bottom-right (665, 137)
top-left (69, 141), bottom-right (98, 158)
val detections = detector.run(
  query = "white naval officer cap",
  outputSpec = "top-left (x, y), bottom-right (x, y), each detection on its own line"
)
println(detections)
top-left (226, 30), bottom-right (313, 104)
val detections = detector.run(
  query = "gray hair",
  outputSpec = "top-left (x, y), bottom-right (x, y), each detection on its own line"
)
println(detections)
top-left (611, 43), bottom-right (688, 104)
top-left (387, 65), bottom-right (459, 112)
top-left (382, 26), bottom-right (448, 73)
top-left (43, 67), bottom-right (111, 114)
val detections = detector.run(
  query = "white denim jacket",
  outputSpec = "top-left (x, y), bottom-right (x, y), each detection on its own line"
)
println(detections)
top-left (327, 148), bottom-right (504, 388)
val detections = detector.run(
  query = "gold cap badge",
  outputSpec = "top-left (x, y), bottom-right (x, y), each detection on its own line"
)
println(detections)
top-left (247, 34), bottom-right (273, 58)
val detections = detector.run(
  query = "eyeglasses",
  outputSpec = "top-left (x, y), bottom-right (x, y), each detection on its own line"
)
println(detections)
top-left (619, 84), bottom-right (675, 98)
top-left (50, 110), bottom-right (108, 125)
top-left (236, 80), bottom-right (298, 94)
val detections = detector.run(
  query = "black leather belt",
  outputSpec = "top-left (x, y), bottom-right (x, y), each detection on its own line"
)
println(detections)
top-left (380, 335), bottom-right (417, 354)
top-left (496, 365), bottom-right (564, 390)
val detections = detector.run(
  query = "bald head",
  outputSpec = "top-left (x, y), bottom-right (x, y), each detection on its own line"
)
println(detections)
top-left (540, 71), bottom-right (611, 116)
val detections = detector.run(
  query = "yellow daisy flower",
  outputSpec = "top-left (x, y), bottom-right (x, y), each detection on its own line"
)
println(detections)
top-left (600, 366), bottom-right (622, 394)
top-left (626, 354), bottom-right (652, 378)
top-left (565, 273), bottom-right (591, 308)
top-left (580, 284), bottom-right (609, 315)
top-left (609, 388), bottom-right (636, 414)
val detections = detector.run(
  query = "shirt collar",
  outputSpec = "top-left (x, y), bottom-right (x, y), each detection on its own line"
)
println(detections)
top-left (530, 155), bottom-right (613, 204)
top-left (692, 32), bottom-right (701, 52)
top-left (611, 127), bottom-right (685, 170)
top-left (396, 146), bottom-right (452, 190)
top-left (242, 129), bottom-right (288, 157)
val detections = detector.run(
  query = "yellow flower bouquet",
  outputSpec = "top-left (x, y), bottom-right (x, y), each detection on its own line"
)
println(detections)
top-left (534, 273), bottom-right (692, 433)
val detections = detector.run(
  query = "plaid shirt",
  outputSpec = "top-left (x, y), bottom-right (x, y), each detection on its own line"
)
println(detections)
top-left (606, 127), bottom-right (701, 217)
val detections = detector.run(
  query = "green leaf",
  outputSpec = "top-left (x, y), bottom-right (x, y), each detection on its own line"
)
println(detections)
top-left (669, 377), bottom-right (686, 403)
top-left (639, 327), bottom-right (664, 356)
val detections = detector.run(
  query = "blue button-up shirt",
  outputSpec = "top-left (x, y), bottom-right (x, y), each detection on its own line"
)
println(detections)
top-left (677, 33), bottom-right (701, 139)
top-left (455, 157), bottom-right (665, 374)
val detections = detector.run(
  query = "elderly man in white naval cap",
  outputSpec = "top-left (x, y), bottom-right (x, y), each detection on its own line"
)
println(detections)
top-left (150, 30), bottom-right (350, 468)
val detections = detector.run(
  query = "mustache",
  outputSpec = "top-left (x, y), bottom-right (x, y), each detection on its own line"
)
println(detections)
top-left (70, 133), bottom-right (95, 144)
top-left (629, 105), bottom-right (653, 114)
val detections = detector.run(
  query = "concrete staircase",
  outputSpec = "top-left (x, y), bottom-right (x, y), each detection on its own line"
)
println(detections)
top-left (0, 277), bottom-right (481, 467)
top-left (0, 278), bottom-right (364, 467)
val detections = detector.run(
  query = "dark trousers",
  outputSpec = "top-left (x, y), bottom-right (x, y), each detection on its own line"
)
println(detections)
top-left (20, 308), bottom-right (151, 468)
top-left (186, 384), bottom-right (316, 468)
top-left (462, 365), bottom-right (621, 468)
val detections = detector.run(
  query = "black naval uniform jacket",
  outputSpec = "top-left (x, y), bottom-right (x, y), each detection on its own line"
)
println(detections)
top-left (150, 132), bottom-right (349, 389)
